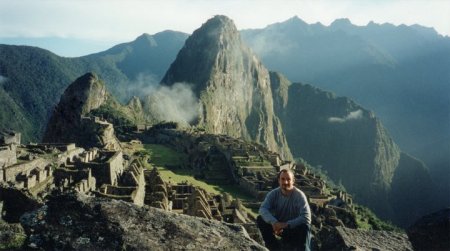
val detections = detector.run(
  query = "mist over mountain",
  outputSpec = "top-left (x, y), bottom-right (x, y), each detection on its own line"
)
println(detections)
top-left (161, 15), bottom-right (292, 160)
top-left (241, 16), bottom-right (450, 208)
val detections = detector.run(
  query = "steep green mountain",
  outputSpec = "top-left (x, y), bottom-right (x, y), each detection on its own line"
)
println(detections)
top-left (161, 15), bottom-right (292, 160)
top-left (270, 72), bottom-right (434, 226)
top-left (0, 45), bottom-right (85, 142)
top-left (0, 30), bottom-right (187, 143)
top-left (241, 17), bottom-right (450, 208)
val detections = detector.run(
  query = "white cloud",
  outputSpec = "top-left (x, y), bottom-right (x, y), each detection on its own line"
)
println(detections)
top-left (329, 109), bottom-right (363, 123)
top-left (0, 75), bottom-right (7, 84)
top-left (143, 82), bottom-right (200, 125)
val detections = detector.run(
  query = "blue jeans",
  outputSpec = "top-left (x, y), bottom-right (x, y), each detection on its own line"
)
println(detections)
top-left (257, 215), bottom-right (311, 251)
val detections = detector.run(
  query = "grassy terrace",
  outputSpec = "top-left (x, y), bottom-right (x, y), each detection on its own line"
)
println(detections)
top-left (142, 144), bottom-right (255, 204)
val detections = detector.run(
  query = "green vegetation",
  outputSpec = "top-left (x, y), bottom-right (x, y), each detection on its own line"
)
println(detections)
top-left (156, 167), bottom-right (218, 194)
top-left (89, 102), bottom-right (136, 135)
top-left (0, 221), bottom-right (26, 250)
top-left (354, 205), bottom-right (402, 232)
top-left (142, 144), bottom-right (187, 167)
top-left (141, 144), bottom-right (256, 203)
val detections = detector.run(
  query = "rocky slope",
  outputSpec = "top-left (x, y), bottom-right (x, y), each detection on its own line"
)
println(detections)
top-left (270, 73), bottom-right (434, 226)
top-left (323, 226), bottom-right (413, 251)
top-left (20, 192), bottom-right (266, 250)
top-left (407, 208), bottom-right (450, 251)
top-left (43, 73), bottom-right (121, 150)
top-left (161, 15), bottom-right (292, 160)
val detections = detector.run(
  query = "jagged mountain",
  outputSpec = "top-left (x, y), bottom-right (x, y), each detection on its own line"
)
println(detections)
top-left (0, 30), bottom-right (187, 143)
top-left (43, 73), bottom-right (121, 150)
top-left (270, 72), bottom-right (434, 226)
top-left (161, 15), bottom-right (292, 160)
top-left (241, 16), bottom-right (450, 208)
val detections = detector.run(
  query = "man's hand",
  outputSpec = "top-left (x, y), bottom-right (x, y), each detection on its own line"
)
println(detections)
top-left (272, 222), bottom-right (288, 236)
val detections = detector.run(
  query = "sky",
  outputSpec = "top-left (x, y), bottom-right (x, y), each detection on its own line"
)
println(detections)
top-left (1, 0), bottom-right (449, 57)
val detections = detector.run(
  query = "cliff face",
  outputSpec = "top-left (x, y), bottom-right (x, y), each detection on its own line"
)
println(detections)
top-left (161, 15), bottom-right (292, 160)
top-left (43, 73), bottom-right (120, 150)
top-left (270, 75), bottom-right (433, 226)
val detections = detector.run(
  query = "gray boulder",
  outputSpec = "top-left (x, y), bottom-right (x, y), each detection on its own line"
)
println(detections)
top-left (21, 192), bottom-right (267, 250)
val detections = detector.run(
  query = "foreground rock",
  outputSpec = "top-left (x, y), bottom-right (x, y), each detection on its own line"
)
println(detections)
top-left (320, 226), bottom-right (413, 251)
top-left (407, 208), bottom-right (450, 251)
top-left (20, 192), bottom-right (266, 250)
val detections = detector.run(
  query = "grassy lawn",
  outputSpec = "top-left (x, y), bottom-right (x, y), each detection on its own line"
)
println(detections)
top-left (143, 144), bottom-right (187, 167)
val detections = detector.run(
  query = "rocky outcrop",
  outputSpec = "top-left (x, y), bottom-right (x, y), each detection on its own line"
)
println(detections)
top-left (161, 15), bottom-right (292, 160)
top-left (407, 208), bottom-right (450, 251)
top-left (320, 226), bottom-right (413, 251)
top-left (43, 72), bottom-right (107, 142)
top-left (20, 192), bottom-right (267, 250)
top-left (43, 73), bottom-right (121, 150)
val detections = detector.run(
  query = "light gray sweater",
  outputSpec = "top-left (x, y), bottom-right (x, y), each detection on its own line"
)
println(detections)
top-left (259, 187), bottom-right (311, 228)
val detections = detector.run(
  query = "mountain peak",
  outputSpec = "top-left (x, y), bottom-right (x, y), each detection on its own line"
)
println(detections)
top-left (330, 18), bottom-right (353, 29)
top-left (133, 33), bottom-right (157, 47)
top-left (269, 16), bottom-right (308, 30)
top-left (161, 16), bottom-right (293, 160)
top-left (160, 14), bottom-right (242, 92)
top-left (286, 15), bottom-right (307, 25)
top-left (195, 15), bottom-right (239, 42)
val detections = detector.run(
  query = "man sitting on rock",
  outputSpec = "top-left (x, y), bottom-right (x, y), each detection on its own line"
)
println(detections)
top-left (257, 168), bottom-right (312, 250)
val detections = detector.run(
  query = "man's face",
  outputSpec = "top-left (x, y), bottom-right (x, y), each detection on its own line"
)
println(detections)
top-left (278, 171), bottom-right (295, 194)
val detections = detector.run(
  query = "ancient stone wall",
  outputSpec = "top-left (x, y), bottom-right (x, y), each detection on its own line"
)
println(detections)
top-left (78, 150), bottom-right (124, 186)
top-left (0, 131), bottom-right (21, 145)
top-left (144, 168), bottom-right (169, 209)
top-left (53, 167), bottom-right (94, 192)
top-left (57, 146), bottom-right (85, 165)
top-left (107, 151), bottom-right (124, 185)
top-left (0, 144), bottom-right (17, 169)
top-left (3, 158), bottom-right (49, 182)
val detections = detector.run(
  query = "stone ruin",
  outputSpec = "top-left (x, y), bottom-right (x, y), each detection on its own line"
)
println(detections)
top-left (142, 166), bottom-right (253, 224)
top-left (0, 130), bottom-right (146, 222)
top-left (0, 130), bottom-right (20, 169)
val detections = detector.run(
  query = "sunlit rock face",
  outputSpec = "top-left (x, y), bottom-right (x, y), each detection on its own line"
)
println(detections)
top-left (162, 15), bottom-right (292, 160)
